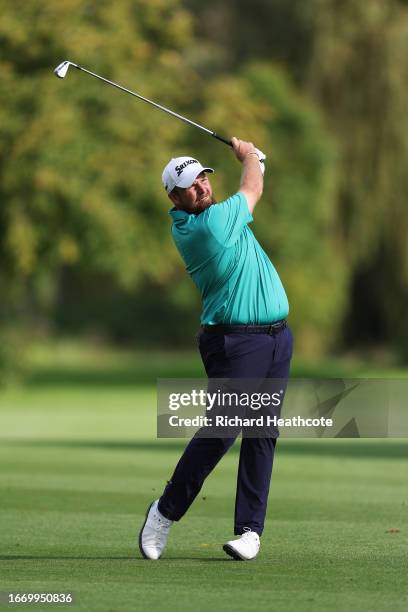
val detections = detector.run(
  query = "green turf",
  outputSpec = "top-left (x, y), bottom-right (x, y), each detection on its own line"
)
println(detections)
top-left (0, 344), bottom-right (407, 611)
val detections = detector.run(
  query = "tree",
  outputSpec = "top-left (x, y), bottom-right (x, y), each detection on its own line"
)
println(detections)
top-left (307, 0), bottom-right (408, 355)
top-left (0, 0), bottom-right (195, 308)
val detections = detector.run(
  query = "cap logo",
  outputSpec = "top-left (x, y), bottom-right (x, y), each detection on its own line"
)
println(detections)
top-left (175, 159), bottom-right (198, 177)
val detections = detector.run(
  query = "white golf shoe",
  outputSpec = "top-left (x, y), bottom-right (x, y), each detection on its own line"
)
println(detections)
top-left (139, 500), bottom-right (173, 560)
top-left (223, 528), bottom-right (260, 560)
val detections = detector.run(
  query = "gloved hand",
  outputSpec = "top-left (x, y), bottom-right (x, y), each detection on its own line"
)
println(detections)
top-left (254, 147), bottom-right (266, 162)
top-left (254, 148), bottom-right (266, 175)
top-left (231, 138), bottom-right (266, 175)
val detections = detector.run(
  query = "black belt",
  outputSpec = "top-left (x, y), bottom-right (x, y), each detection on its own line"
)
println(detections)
top-left (202, 319), bottom-right (287, 335)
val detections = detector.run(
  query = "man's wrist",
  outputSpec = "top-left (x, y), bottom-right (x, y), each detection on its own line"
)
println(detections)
top-left (242, 151), bottom-right (260, 163)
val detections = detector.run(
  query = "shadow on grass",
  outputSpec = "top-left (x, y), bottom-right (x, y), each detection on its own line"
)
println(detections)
top-left (0, 555), bottom-right (229, 562)
top-left (1, 438), bottom-right (407, 458)
top-left (0, 556), bottom-right (133, 561)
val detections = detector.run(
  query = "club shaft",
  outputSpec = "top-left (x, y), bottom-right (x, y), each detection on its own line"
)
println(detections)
top-left (74, 65), bottom-right (232, 146)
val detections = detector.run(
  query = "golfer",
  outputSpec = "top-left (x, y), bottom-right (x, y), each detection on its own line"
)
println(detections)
top-left (139, 138), bottom-right (293, 560)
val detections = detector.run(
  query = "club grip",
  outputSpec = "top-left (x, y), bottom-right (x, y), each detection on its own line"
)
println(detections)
top-left (212, 132), bottom-right (232, 147)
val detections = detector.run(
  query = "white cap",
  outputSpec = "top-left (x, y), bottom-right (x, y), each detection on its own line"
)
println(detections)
top-left (162, 156), bottom-right (214, 193)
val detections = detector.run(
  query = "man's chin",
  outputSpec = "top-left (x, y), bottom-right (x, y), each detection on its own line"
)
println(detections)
top-left (195, 197), bottom-right (217, 213)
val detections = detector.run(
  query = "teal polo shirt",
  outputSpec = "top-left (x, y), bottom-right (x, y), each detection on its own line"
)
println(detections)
top-left (169, 192), bottom-right (289, 325)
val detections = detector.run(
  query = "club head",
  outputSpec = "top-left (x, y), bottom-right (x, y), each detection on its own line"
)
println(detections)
top-left (54, 61), bottom-right (76, 79)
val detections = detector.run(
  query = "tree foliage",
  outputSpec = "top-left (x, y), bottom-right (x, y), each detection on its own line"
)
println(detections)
top-left (1, 0), bottom-right (407, 362)
top-left (306, 0), bottom-right (408, 355)
top-left (0, 0), bottom-right (194, 303)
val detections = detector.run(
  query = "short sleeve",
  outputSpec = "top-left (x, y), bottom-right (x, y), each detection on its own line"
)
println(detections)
top-left (203, 192), bottom-right (253, 247)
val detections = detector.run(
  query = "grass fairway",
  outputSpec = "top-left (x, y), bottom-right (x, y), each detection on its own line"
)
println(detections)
top-left (0, 344), bottom-right (407, 611)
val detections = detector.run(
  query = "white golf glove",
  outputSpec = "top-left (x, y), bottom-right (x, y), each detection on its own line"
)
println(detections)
top-left (254, 147), bottom-right (266, 162)
top-left (254, 147), bottom-right (266, 176)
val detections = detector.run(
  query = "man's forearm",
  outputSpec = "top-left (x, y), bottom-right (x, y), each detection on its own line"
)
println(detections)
top-left (240, 153), bottom-right (264, 212)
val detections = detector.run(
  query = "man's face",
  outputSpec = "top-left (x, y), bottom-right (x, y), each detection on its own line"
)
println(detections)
top-left (168, 172), bottom-right (216, 214)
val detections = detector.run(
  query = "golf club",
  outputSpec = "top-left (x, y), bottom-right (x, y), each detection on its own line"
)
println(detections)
top-left (54, 60), bottom-right (233, 146)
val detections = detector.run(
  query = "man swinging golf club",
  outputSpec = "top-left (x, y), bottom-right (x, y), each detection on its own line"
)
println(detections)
top-left (53, 62), bottom-right (292, 560)
top-left (139, 137), bottom-right (293, 561)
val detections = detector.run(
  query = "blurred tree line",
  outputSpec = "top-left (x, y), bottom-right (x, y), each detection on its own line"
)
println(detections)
top-left (0, 0), bottom-right (407, 374)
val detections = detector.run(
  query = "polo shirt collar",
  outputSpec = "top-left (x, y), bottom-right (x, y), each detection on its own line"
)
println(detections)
top-left (169, 207), bottom-right (190, 221)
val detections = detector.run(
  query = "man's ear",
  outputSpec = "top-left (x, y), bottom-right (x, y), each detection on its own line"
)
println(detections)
top-left (168, 190), bottom-right (180, 207)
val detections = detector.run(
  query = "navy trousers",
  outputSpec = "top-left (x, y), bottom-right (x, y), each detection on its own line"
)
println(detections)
top-left (158, 325), bottom-right (293, 536)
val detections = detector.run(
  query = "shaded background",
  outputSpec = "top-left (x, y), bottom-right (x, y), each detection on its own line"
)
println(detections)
top-left (0, 0), bottom-right (408, 378)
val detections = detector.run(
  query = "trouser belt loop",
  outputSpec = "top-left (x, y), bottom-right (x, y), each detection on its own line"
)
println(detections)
top-left (268, 320), bottom-right (286, 335)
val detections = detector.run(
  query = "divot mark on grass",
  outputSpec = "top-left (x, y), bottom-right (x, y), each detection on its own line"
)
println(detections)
top-left (385, 528), bottom-right (400, 533)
